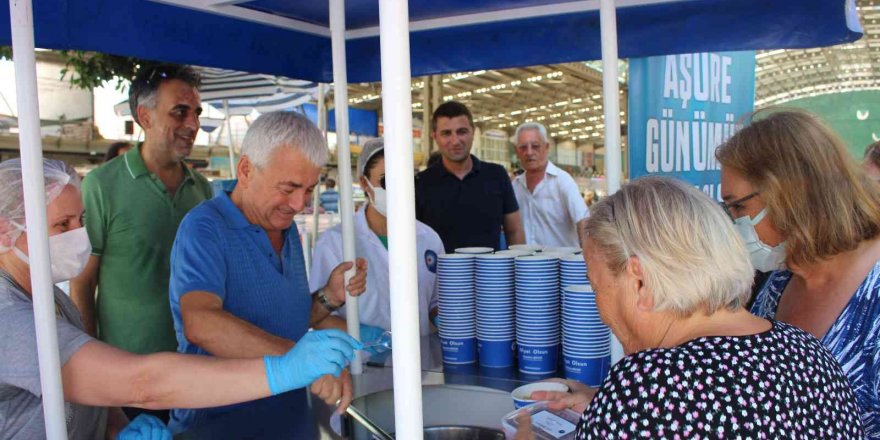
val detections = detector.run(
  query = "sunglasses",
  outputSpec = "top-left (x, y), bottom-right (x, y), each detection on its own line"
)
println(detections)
top-left (143, 66), bottom-right (181, 86)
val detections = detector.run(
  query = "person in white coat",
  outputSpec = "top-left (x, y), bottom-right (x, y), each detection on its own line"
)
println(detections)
top-left (309, 138), bottom-right (442, 339)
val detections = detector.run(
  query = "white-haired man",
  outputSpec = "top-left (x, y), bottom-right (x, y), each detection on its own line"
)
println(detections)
top-left (167, 111), bottom-right (367, 433)
top-left (512, 122), bottom-right (588, 247)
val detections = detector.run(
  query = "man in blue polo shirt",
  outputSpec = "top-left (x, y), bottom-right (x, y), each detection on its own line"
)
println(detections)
top-left (416, 101), bottom-right (525, 252)
top-left (167, 111), bottom-right (368, 433)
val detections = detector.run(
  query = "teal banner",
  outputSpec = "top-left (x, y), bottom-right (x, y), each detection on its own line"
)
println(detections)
top-left (628, 52), bottom-right (756, 199)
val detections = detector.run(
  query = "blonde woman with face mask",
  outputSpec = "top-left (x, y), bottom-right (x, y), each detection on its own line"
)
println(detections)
top-left (717, 109), bottom-right (880, 438)
top-left (0, 159), bottom-right (361, 439)
top-left (309, 138), bottom-right (445, 346)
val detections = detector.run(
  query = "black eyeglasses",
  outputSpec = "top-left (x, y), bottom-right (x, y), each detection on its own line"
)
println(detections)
top-left (719, 191), bottom-right (759, 220)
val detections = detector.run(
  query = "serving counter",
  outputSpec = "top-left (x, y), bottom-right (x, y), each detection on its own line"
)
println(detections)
top-left (177, 334), bottom-right (533, 439)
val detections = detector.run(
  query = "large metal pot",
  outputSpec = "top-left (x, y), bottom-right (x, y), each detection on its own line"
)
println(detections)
top-left (345, 385), bottom-right (513, 440)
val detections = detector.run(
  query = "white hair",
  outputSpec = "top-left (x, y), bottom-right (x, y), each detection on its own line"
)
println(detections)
top-left (584, 176), bottom-right (754, 315)
top-left (240, 111), bottom-right (329, 168)
top-left (514, 122), bottom-right (549, 144)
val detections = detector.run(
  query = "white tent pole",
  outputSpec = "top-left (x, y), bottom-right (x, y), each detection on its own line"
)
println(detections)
top-left (9, 1), bottom-right (68, 438)
top-left (312, 83), bottom-right (327, 251)
top-left (223, 100), bottom-right (237, 179)
top-left (330, 0), bottom-right (362, 374)
top-left (599, 0), bottom-right (625, 364)
top-left (379, 1), bottom-right (425, 438)
top-left (420, 78), bottom-right (431, 164)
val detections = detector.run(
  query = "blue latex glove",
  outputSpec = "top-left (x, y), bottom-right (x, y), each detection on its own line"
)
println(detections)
top-left (117, 414), bottom-right (171, 440)
top-left (264, 329), bottom-right (362, 395)
top-left (360, 324), bottom-right (390, 355)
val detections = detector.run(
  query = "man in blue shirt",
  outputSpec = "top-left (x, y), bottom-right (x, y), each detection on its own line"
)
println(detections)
top-left (168, 111), bottom-right (367, 433)
top-left (415, 101), bottom-right (525, 251)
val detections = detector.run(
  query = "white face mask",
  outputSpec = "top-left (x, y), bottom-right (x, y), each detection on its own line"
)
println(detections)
top-left (13, 227), bottom-right (92, 283)
top-left (365, 179), bottom-right (387, 217)
top-left (732, 208), bottom-right (786, 273)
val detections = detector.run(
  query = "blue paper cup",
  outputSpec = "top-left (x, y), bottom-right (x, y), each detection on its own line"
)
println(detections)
top-left (476, 275), bottom-right (515, 280)
top-left (561, 314), bottom-right (601, 323)
top-left (476, 287), bottom-right (515, 293)
top-left (495, 249), bottom-right (534, 257)
top-left (516, 293), bottom-right (561, 301)
top-left (477, 311), bottom-right (514, 318)
top-left (476, 297), bottom-right (515, 304)
top-left (476, 330), bottom-right (516, 337)
top-left (477, 338), bottom-right (515, 367)
top-left (562, 329), bottom-right (610, 339)
top-left (476, 312), bottom-right (514, 319)
top-left (517, 343), bottom-right (559, 374)
top-left (563, 354), bottom-right (611, 387)
top-left (438, 288), bottom-right (475, 295)
top-left (477, 330), bottom-right (516, 338)
top-left (509, 244), bottom-right (544, 253)
top-left (440, 336), bottom-right (477, 364)
top-left (454, 247), bottom-right (494, 254)
top-left (478, 319), bottom-right (515, 325)
top-left (516, 329), bottom-right (560, 337)
top-left (517, 335), bottom-right (560, 345)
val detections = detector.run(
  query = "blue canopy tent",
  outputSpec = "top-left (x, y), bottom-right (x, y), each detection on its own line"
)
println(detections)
top-left (2, 0), bottom-right (862, 438)
top-left (0, 0), bottom-right (862, 82)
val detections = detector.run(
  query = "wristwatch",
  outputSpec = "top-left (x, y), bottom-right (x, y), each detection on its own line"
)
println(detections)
top-left (315, 289), bottom-right (342, 312)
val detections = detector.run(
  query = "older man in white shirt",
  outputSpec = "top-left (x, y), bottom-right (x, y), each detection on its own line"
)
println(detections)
top-left (512, 122), bottom-right (589, 248)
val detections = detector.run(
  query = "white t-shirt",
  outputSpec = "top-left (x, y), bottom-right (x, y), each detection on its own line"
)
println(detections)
top-left (513, 161), bottom-right (589, 248)
top-left (308, 207), bottom-right (443, 336)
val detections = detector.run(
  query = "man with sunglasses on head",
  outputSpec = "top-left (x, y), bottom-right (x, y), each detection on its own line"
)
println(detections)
top-left (70, 63), bottom-right (212, 423)
top-left (310, 138), bottom-right (443, 343)
top-left (512, 122), bottom-right (589, 248)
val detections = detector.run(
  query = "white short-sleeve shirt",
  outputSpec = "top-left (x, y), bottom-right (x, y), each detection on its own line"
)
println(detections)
top-left (513, 161), bottom-right (589, 247)
top-left (308, 207), bottom-right (443, 335)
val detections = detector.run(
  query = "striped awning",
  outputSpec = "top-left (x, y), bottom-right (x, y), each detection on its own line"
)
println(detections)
top-left (197, 67), bottom-right (318, 101)
top-left (113, 66), bottom-right (319, 116)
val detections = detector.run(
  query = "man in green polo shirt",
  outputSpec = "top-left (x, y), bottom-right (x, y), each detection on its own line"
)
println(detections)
top-left (70, 64), bottom-right (211, 422)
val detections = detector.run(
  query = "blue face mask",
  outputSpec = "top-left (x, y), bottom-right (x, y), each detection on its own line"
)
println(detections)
top-left (732, 208), bottom-right (786, 273)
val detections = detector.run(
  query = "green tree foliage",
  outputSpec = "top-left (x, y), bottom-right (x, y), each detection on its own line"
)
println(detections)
top-left (57, 51), bottom-right (147, 90)
top-left (0, 46), bottom-right (151, 90)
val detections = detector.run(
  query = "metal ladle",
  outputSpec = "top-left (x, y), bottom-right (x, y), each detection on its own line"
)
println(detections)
top-left (338, 399), bottom-right (394, 440)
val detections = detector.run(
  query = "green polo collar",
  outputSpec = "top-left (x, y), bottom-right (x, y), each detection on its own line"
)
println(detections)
top-left (122, 143), bottom-right (197, 181)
